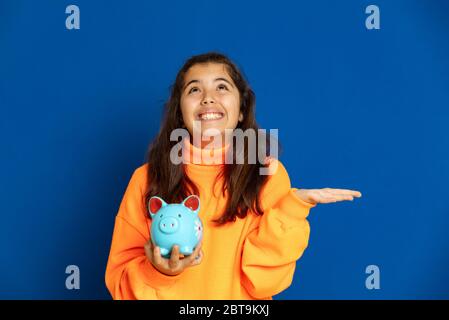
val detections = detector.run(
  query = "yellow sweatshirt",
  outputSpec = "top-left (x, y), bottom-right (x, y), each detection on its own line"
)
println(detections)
top-left (105, 139), bottom-right (315, 300)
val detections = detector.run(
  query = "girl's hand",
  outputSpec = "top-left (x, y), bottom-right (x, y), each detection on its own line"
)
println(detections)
top-left (294, 188), bottom-right (362, 205)
top-left (144, 240), bottom-right (203, 276)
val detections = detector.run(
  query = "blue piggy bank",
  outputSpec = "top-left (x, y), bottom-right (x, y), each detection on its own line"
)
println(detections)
top-left (148, 195), bottom-right (203, 258)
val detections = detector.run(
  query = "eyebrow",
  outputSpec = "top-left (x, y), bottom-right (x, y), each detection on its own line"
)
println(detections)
top-left (183, 77), bottom-right (235, 91)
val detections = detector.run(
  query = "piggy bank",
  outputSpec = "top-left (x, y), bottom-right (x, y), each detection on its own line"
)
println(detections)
top-left (148, 195), bottom-right (203, 258)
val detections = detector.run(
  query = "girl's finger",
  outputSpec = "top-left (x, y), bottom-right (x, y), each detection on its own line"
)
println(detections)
top-left (352, 190), bottom-right (362, 197)
top-left (188, 243), bottom-right (203, 267)
top-left (315, 192), bottom-right (340, 203)
top-left (329, 193), bottom-right (354, 200)
top-left (185, 242), bottom-right (202, 267)
top-left (169, 245), bottom-right (180, 268)
top-left (144, 242), bottom-right (153, 261)
top-left (324, 195), bottom-right (353, 203)
top-left (153, 246), bottom-right (162, 266)
top-left (190, 249), bottom-right (203, 266)
top-left (144, 240), bottom-right (151, 252)
top-left (149, 240), bottom-right (156, 254)
top-left (315, 191), bottom-right (337, 202)
top-left (321, 190), bottom-right (360, 200)
top-left (324, 189), bottom-right (362, 197)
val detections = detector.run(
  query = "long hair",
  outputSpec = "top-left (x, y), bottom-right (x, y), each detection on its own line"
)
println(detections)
top-left (145, 52), bottom-right (277, 225)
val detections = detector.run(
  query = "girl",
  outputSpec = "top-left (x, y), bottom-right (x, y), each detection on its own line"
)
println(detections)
top-left (105, 52), bottom-right (361, 300)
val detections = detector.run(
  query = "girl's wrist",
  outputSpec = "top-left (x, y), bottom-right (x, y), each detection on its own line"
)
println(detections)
top-left (294, 189), bottom-right (316, 205)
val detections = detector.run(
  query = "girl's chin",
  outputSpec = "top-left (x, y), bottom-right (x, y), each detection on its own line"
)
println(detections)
top-left (191, 133), bottom-right (225, 149)
top-left (200, 131), bottom-right (225, 140)
top-left (196, 126), bottom-right (225, 137)
top-left (188, 123), bottom-right (237, 140)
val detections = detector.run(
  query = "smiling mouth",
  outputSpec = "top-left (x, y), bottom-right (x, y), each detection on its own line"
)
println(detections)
top-left (197, 112), bottom-right (224, 121)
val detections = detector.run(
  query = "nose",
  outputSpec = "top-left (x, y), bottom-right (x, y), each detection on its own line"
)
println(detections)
top-left (201, 92), bottom-right (215, 105)
top-left (159, 217), bottom-right (179, 234)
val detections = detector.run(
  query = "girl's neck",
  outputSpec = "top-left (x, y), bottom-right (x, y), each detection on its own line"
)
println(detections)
top-left (183, 135), bottom-right (230, 165)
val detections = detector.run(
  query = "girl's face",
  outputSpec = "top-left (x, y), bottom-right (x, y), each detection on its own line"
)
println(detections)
top-left (180, 63), bottom-right (243, 146)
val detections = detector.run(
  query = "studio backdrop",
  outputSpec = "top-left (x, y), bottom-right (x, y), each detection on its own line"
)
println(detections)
top-left (1, 0), bottom-right (448, 299)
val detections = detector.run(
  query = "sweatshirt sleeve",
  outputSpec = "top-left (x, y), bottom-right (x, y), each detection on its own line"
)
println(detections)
top-left (241, 160), bottom-right (316, 299)
top-left (104, 165), bottom-right (183, 300)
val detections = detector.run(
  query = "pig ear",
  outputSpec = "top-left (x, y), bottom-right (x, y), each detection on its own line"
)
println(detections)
top-left (148, 196), bottom-right (167, 218)
top-left (182, 195), bottom-right (200, 214)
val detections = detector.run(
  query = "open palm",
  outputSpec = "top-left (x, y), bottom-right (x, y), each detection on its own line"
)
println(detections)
top-left (294, 188), bottom-right (362, 205)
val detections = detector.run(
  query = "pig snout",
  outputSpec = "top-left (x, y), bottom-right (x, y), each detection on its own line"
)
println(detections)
top-left (159, 216), bottom-right (179, 234)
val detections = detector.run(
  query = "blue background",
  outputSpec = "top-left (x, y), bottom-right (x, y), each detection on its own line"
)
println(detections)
top-left (1, 0), bottom-right (448, 299)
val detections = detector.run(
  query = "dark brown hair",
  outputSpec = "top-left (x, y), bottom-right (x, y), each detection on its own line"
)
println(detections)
top-left (145, 52), bottom-right (276, 225)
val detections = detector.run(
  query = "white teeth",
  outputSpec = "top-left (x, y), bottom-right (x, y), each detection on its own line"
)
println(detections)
top-left (199, 112), bottom-right (223, 120)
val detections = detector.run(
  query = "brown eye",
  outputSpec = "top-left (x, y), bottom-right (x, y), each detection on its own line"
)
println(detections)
top-left (218, 84), bottom-right (228, 91)
top-left (189, 87), bottom-right (199, 94)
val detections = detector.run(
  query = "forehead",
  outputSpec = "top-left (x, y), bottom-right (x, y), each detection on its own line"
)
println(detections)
top-left (184, 63), bottom-right (231, 81)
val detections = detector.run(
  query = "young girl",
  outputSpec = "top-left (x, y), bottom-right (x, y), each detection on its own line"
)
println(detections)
top-left (105, 52), bottom-right (361, 300)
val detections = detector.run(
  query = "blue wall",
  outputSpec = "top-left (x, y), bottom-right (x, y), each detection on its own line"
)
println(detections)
top-left (1, 0), bottom-right (448, 299)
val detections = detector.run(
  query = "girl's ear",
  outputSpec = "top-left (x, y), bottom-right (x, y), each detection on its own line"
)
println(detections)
top-left (148, 196), bottom-right (167, 218)
top-left (238, 112), bottom-right (243, 122)
top-left (182, 195), bottom-right (200, 215)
